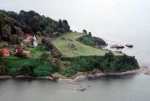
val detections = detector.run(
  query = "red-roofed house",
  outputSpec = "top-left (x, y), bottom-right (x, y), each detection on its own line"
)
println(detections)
top-left (2, 48), bottom-right (10, 56)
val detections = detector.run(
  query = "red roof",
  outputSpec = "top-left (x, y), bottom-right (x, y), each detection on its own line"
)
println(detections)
top-left (3, 48), bottom-right (9, 54)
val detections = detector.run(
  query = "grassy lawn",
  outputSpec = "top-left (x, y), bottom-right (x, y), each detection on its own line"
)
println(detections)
top-left (26, 47), bottom-right (43, 57)
top-left (1, 56), bottom-right (19, 60)
top-left (53, 32), bottom-right (121, 57)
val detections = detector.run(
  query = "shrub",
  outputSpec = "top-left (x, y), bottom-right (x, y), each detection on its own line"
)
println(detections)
top-left (34, 61), bottom-right (59, 77)
top-left (41, 38), bottom-right (46, 44)
top-left (10, 34), bottom-right (21, 45)
top-left (40, 52), bottom-right (49, 60)
top-left (8, 68), bottom-right (18, 76)
top-left (77, 35), bottom-right (106, 47)
top-left (0, 42), bottom-right (9, 48)
top-left (18, 63), bottom-right (34, 76)
top-left (0, 62), bottom-right (8, 75)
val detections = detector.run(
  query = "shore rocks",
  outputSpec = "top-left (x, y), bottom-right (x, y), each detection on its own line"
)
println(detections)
top-left (57, 69), bottom-right (141, 84)
top-left (87, 73), bottom-right (105, 78)
top-left (0, 76), bottom-right (12, 79)
top-left (100, 44), bottom-right (108, 48)
top-left (140, 66), bottom-right (150, 75)
top-left (77, 86), bottom-right (86, 91)
top-left (37, 76), bottom-right (53, 80)
top-left (74, 75), bottom-right (88, 82)
top-left (110, 44), bottom-right (124, 49)
top-left (125, 44), bottom-right (133, 48)
top-left (107, 41), bottom-right (134, 50)
top-left (57, 78), bottom-right (76, 84)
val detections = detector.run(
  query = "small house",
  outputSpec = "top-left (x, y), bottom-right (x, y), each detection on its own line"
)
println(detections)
top-left (23, 35), bottom-right (38, 47)
top-left (2, 48), bottom-right (10, 56)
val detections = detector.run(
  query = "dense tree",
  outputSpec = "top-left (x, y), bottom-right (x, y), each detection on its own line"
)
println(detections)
top-left (60, 52), bottom-right (139, 77)
top-left (18, 63), bottom-right (34, 76)
top-left (0, 50), bottom-right (3, 58)
top-left (77, 35), bottom-right (106, 47)
top-left (0, 11), bottom-right (18, 28)
top-left (1, 24), bottom-right (11, 40)
top-left (63, 20), bottom-right (70, 32)
top-left (10, 34), bottom-right (21, 45)
top-left (41, 38), bottom-right (46, 44)
top-left (58, 19), bottom-right (63, 28)
top-left (46, 26), bottom-right (53, 37)
top-left (0, 11), bottom-right (19, 42)
top-left (0, 63), bottom-right (8, 75)
top-left (88, 32), bottom-right (92, 36)
top-left (40, 52), bottom-right (49, 60)
top-left (83, 29), bottom-right (87, 34)
top-left (0, 10), bottom-right (71, 41)
top-left (22, 25), bottom-right (32, 33)
top-left (36, 31), bottom-right (42, 36)
top-left (0, 35), bottom-right (2, 41)
top-left (0, 51), bottom-right (8, 75)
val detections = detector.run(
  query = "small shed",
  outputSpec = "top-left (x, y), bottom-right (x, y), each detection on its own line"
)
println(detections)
top-left (16, 47), bottom-right (23, 57)
top-left (33, 41), bottom-right (38, 47)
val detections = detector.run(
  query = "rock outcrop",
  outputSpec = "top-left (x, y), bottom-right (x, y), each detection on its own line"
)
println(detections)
top-left (77, 86), bottom-right (86, 91)
top-left (125, 44), bottom-right (133, 48)
top-left (110, 44), bottom-right (124, 49)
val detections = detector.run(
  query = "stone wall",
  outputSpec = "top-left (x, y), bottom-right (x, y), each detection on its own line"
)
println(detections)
top-left (49, 42), bottom-right (63, 56)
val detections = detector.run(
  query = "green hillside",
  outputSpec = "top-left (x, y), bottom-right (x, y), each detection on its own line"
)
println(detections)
top-left (53, 33), bottom-right (121, 57)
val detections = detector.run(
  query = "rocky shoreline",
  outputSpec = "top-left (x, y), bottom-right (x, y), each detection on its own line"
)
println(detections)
top-left (0, 67), bottom-right (150, 84)
top-left (57, 69), bottom-right (141, 84)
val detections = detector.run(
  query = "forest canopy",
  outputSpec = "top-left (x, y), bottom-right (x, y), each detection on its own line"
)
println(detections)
top-left (0, 10), bottom-right (70, 42)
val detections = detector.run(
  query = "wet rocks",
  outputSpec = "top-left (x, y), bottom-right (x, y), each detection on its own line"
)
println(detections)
top-left (74, 75), bottom-right (87, 82)
top-left (141, 66), bottom-right (150, 75)
top-left (125, 44), bottom-right (133, 48)
top-left (110, 44), bottom-right (124, 49)
top-left (57, 78), bottom-right (76, 84)
top-left (77, 86), bottom-right (86, 91)
top-left (109, 43), bottom-right (133, 49)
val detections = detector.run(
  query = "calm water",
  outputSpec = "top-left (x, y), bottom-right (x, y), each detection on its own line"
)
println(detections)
top-left (0, 74), bottom-right (150, 101)
top-left (0, 0), bottom-right (150, 101)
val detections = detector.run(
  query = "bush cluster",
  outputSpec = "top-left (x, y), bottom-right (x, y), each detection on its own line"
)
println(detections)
top-left (1, 58), bottom-right (59, 77)
top-left (77, 35), bottom-right (106, 47)
top-left (60, 52), bottom-right (139, 77)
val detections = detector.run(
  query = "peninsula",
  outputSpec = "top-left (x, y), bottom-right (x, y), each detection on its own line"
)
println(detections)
top-left (0, 10), bottom-right (139, 80)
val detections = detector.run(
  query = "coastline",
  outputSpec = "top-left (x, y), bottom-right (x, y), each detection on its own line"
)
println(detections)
top-left (1, 67), bottom-right (150, 84)
top-left (0, 68), bottom-right (144, 83)
top-left (57, 69), bottom-right (141, 84)
top-left (0, 75), bottom-right (53, 80)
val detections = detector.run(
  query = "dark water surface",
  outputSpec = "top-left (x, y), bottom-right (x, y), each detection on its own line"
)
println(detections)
top-left (0, 0), bottom-right (150, 101)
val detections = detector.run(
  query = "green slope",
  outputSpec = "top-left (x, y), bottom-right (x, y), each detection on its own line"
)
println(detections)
top-left (53, 33), bottom-right (121, 57)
